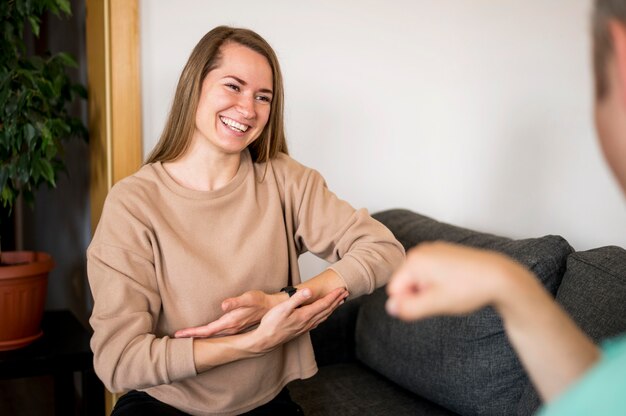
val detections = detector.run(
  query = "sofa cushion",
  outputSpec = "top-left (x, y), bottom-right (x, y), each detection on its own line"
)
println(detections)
top-left (516, 246), bottom-right (626, 415)
top-left (357, 209), bottom-right (573, 416)
top-left (288, 363), bottom-right (459, 416)
top-left (309, 294), bottom-right (365, 366)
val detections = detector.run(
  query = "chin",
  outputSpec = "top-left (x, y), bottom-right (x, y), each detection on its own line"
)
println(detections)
top-left (214, 139), bottom-right (252, 155)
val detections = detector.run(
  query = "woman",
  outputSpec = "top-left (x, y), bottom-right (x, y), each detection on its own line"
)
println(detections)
top-left (87, 26), bottom-right (404, 415)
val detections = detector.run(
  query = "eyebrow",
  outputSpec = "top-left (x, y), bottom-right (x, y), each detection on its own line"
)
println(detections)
top-left (224, 75), bottom-right (273, 95)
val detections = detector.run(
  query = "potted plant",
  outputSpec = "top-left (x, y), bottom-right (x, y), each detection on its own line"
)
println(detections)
top-left (0, 0), bottom-right (87, 350)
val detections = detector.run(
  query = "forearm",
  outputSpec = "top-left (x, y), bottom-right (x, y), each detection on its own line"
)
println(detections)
top-left (193, 331), bottom-right (263, 373)
top-left (495, 266), bottom-right (601, 402)
top-left (295, 268), bottom-right (346, 303)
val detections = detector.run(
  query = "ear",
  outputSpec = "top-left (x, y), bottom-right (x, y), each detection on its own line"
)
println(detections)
top-left (609, 20), bottom-right (626, 105)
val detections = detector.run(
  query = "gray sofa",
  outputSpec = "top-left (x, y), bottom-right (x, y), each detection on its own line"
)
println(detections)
top-left (288, 209), bottom-right (626, 416)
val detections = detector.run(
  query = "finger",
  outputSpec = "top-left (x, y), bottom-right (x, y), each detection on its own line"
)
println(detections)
top-left (385, 291), bottom-right (442, 321)
top-left (301, 290), bottom-right (350, 334)
top-left (296, 287), bottom-right (346, 321)
top-left (175, 317), bottom-right (233, 338)
top-left (304, 290), bottom-right (348, 330)
top-left (265, 289), bottom-right (312, 319)
top-left (387, 266), bottom-right (420, 297)
top-left (307, 289), bottom-right (346, 320)
top-left (224, 290), bottom-right (268, 312)
top-left (175, 325), bottom-right (211, 338)
top-left (221, 294), bottom-right (247, 312)
top-left (272, 287), bottom-right (313, 315)
top-left (212, 323), bottom-right (257, 337)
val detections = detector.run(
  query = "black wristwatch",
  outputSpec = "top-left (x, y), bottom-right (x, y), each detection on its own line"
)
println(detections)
top-left (280, 286), bottom-right (297, 297)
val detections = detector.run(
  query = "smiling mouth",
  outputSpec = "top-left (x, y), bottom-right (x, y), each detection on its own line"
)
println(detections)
top-left (220, 116), bottom-right (249, 133)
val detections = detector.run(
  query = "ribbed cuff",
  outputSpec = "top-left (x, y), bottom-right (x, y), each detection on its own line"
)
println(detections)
top-left (328, 254), bottom-right (371, 298)
top-left (166, 336), bottom-right (197, 382)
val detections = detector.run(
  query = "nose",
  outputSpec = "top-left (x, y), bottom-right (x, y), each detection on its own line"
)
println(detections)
top-left (236, 94), bottom-right (256, 120)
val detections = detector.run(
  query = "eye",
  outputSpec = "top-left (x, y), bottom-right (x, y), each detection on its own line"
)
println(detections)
top-left (256, 95), bottom-right (272, 103)
top-left (225, 83), bottom-right (240, 92)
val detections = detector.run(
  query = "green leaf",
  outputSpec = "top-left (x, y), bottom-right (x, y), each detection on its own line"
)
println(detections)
top-left (1, 185), bottom-right (15, 209)
top-left (31, 158), bottom-right (41, 182)
top-left (5, 98), bottom-right (17, 116)
top-left (44, 140), bottom-right (58, 159)
top-left (17, 153), bottom-right (31, 183)
top-left (56, 0), bottom-right (72, 16)
top-left (28, 16), bottom-right (40, 37)
top-left (54, 52), bottom-right (77, 68)
top-left (22, 0), bottom-right (33, 13)
top-left (29, 56), bottom-right (45, 71)
top-left (0, 168), bottom-right (8, 191)
top-left (2, 21), bottom-right (16, 50)
top-left (23, 123), bottom-right (36, 147)
top-left (0, 84), bottom-right (9, 107)
top-left (38, 158), bottom-right (55, 186)
top-left (16, 0), bottom-right (26, 16)
top-left (40, 123), bottom-right (52, 147)
top-left (45, 0), bottom-right (60, 16)
top-left (69, 116), bottom-right (88, 141)
top-left (37, 78), bottom-right (55, 99)
top-left (52, 74), bottom-right (64, 96)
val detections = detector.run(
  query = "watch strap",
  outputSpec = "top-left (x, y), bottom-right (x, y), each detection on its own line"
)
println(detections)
top-left (280, 286), bottom-right (297, 297)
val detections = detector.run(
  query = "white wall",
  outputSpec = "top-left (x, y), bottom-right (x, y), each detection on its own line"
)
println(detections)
top-left (140, 0), bottom-right (626, 279)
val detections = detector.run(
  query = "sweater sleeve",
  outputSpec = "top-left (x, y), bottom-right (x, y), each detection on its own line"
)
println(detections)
top-left (87, 187), bottom-right (196, 393)
top-left (286, 161), bottom-right (405, 297)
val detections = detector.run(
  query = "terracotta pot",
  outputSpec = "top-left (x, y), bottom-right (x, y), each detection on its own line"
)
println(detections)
top-left (0, 251), bottom-right (54, 351)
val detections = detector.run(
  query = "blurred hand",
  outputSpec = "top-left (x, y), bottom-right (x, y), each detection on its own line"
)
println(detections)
top-left (175, 290), bottom-right (282, 338)
top-left (386, 242), bottom-right (532, 321)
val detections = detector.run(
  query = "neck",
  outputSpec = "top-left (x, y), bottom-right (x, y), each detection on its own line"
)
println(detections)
top-left (163, 140), bottom-right (243, 192)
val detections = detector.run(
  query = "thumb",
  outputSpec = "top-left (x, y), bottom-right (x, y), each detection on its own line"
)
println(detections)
top-left (387, 267), bottom-right (419, 298)
top-left (385, 292), bottom-right (441, 322)
top-left (221, 298), bottom-right (237, 312)
top-left (222, 294), bottom-right (247, 312)
top-left (275, 288), bottom-right (312, 313)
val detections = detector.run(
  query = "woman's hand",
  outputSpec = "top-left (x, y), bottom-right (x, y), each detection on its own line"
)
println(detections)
top-left (385, 242), bottom-right (532, 320)
top-left (175, 290), bottom-right (284, 338)
top-left (191, 286), bottom-right (349, 373)
top-left (250, 286), bottom-right (349, 354)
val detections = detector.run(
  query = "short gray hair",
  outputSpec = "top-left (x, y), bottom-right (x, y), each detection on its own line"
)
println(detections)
top-left (593, 0), bottom-right (626, 99)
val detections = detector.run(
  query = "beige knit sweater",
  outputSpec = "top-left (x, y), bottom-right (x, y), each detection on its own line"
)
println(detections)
top-left (87, 150), bottom-right (404, 415)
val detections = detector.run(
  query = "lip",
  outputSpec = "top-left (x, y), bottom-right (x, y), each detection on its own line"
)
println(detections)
top-left (219, 121), bottom-right (245, 138)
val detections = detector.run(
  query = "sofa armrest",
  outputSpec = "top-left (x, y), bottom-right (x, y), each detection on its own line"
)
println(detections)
top-left (309, 295), bottom-right (366, 366)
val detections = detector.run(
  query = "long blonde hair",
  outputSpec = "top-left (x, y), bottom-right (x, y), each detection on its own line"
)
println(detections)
top-left (146, 26), bottom-right (288, 164)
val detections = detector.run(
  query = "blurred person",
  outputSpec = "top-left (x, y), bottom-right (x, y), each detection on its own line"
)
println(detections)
top-left (386, 1), bottom-right (626, 415)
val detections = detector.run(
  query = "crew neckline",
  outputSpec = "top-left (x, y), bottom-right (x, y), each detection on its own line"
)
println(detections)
top-left (151, 150), bottom-right (251, 200)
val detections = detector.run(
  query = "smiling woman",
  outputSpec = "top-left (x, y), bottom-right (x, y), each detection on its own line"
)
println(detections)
top-left (86, 26), bottom-right (404, 415)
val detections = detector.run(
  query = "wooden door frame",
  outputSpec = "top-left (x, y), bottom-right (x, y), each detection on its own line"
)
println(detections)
top-left (87, 0), bottom-right (142, 234)
top-left (86, 0), bottom-right (142, 412)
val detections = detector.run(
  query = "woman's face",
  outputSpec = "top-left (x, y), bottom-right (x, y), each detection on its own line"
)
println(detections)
top-left (193, 42), bottom-right (273, 157)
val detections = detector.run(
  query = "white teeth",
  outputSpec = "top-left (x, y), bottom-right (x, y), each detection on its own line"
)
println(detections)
top-left (220, 116), bottom-right (249, 132)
